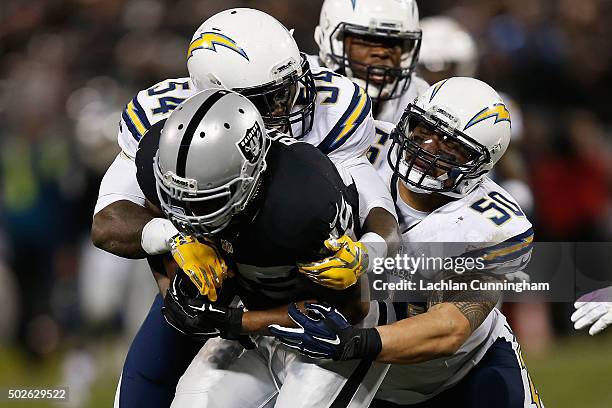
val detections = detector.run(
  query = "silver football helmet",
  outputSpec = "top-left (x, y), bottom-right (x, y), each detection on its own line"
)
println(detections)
top-left (154, 89), bottom-right (268, 236)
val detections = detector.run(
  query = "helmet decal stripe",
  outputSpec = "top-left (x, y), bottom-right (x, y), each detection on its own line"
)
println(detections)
top-left (464, 103), bottom-right (511, 131)
top-left (188, 32), bottom-right (249, 61)
top-left (176, 90), bottom-right (230, 177)
top-left (350, 0), bottom-right (357, 10)
top-left (429, 79), bottom-right (449, 102)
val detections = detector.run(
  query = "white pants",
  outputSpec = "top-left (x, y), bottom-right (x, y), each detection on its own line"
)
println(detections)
top-left (172, 301), bottom-right (395, 408)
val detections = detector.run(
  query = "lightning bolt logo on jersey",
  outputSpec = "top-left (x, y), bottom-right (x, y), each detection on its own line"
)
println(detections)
top-left (187, 32), bottom-right (249, 61)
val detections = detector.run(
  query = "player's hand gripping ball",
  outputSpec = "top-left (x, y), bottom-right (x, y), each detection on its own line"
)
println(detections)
top-left (298, 235), bottom-right (368, 290)
top-left (169, 234), bottom-right (230, 302)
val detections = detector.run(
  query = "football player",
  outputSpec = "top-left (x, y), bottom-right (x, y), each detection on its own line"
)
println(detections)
top-left (91, 8), bottom-right (399, 407)
top-left (311, 0), bottom-right (429, 167)
top-left (94, 8), bottom-right (398, 294)
top-left (136, 89), bottom-right (394, 408)
top-left (183, 8), bottom-right (400, 289)
top-left (271, 78), bottom-right (544, 407)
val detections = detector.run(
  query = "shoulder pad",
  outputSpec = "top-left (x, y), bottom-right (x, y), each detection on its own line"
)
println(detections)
top-left (308, 67), bottom-right (375, 160)
top-left (118, 78), bottom-right (195, 157)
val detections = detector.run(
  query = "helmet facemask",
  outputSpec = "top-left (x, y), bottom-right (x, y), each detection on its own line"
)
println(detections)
top-left (154, 142), bottom-right (267, 237)
top-left (330, 23), bottom-right (421, 102)
top-left (235, 54), bottom-right (316, 139)
top-left (388, 104), bottom-right (490, 197)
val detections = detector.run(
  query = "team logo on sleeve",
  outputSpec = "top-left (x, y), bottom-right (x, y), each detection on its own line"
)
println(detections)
top-left (188, 32), bottom-right (249, 61)
top-left (237, 122), bottom-right (264, 164)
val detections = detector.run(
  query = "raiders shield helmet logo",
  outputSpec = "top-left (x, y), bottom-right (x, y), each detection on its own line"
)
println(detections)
top-left (237, 122), bottom-right (264, 164)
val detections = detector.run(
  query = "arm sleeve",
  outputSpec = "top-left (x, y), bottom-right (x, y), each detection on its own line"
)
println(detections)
top-left (334, 156), bottom-right (398, 227)
top-left (318, 81), bottom-right (376, 162)
top-left (94, 152), bottom-right (146, 215)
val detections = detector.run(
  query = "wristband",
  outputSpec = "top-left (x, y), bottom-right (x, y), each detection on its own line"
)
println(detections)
top-left (336, 327), bottom-right (382, 361)
top-left (359, 232), bottom-right (388, 273)
top-left (358, 327), bottom-right (383, 360)
top-left (223, 307), bottom-right (245, 340)
top-left (141, 218), bottom-right (179, 255)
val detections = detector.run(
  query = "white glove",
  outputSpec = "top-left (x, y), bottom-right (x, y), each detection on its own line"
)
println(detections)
top-left (141, 218), bottom-right (179, 255)
top-left (571, 286), bottom-right (612, 336)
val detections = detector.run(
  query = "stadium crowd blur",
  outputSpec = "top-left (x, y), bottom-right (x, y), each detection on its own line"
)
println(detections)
top-left (1, 0), bottom-right (611, 387)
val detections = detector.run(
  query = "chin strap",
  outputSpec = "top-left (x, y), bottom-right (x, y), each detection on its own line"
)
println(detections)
top-left (390, 171), bottom-right (399, 204)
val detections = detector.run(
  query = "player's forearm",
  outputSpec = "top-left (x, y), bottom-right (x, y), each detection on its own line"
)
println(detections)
top-left (242, 297), bottom-right (369, 335)
top-left (91, 200), bottom-right (157, 258)
top-left (362, 207), bottom-right (401, 259)
top-left (242, 303), bottom-right (304, 335)
top-left (375, 303), bottom-right (471, 364)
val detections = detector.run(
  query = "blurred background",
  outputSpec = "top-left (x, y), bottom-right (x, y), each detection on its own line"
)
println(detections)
top-left (0, 0), bottom-right (611, 406)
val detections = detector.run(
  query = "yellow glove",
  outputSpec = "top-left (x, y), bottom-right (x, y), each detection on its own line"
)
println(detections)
top-left (169, 235), bottom-right (229, 302)
top-left (298, 235), bottom-right (368, 290)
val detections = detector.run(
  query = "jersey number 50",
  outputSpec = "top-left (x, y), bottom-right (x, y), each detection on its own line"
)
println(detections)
top-left (470, 191), bottom-right (524, 226)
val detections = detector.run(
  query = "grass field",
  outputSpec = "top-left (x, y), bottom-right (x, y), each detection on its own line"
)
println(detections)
top-left (526, 332), bottom-right (612, 408)
top-left (1, 331), bottom-right (611, 407)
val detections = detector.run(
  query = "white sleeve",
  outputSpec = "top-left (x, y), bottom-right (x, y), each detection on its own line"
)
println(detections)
top-left (317, 74), bottom-right (376, 163)
top-left (335, 156), bottom-right (398, 227)
top-left (94, 152), bottom-right (146, 215)
top-left (117, 89), bottom-right (152, 159)
top-left (325, 112), bottom-right (376, 163)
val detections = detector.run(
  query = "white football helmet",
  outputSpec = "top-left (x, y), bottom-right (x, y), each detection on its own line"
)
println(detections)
top-left (187, 8), bottom-right (316, 138)
top-left (389, 77), bottom-right (511, 197)
top-left (155, 89), bottom-right (268, 236)
top-left (418, 17), bottom-right (478, 80)
top-left (315, 0), bottom-right (421, 101)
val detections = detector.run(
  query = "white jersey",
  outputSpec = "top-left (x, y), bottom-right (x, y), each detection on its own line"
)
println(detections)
top-left (306, 53), bottom-right (428, 170)
top-left (374, 132), bottom-right (534, 404)
top-left (374, 74), bottom-right (429, 125)
top-left (306, 53), bottom-right (428, 124)
top-left (118, 68), bottom-right (375, 162)
top-left (366, 73), bottom-right (428, 168)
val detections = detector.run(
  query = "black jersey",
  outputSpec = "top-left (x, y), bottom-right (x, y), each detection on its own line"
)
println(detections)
top-left (136, 122), bottom-right (360, 309)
